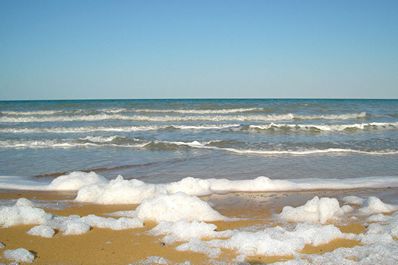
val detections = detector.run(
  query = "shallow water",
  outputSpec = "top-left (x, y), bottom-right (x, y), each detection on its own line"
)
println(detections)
top-left (1, 99), bottom-right (397, 182)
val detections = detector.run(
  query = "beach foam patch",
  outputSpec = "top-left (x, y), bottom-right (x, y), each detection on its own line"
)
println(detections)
top-left (150, 221), bottom-right (232, 244)
top-left (48, 171), bottom-right (107, 190)
top-left (359, 196), bottom-right (398, 215)
top-left (342, 195), bottom-right (365, 206)
top-left (0, 198), bottom-right (52, 227)
top-left (27, 225), bottom-right (55, 238)
top-left (75, 175), bottom-right (162, 204)
top-left (279, 196), bottom-right (346, 224)
top-left (187, 223), bottom-right (348, 258)
top-left (3, 248), bottom-right (35, 263)
top-left (135, 193), bottom-right (226, 222)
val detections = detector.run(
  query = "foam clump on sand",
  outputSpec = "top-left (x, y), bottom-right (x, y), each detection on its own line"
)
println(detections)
top-left (39, 171), bottom-right (398, 205)
top-left (342, 195), bottom-right (365, 205)
top-left (135, 193), bottom-right (226, 222)
top-left (0, 242), bottom-right (4, 248)
top-left (48, 171), bottom-right (107, 190)
top-left (359, 196), bottom-right (398, 215)
top-left (279, 196), bottom-right (348, 224)
top-left (179, 223), bottom-right (347, 258)
top-left (132, 256), bottom-right (169, 265)
top-left (3, 248), bottom-right (35, 263)
top-left (150, 220), bottom-right (231, 244)
top-left (50, 215), bottom-right (91, 235)
top-left (0, 198), bottom-right (52, 227)
top-left (177, 238), bottom-right (222, 258)
top-left (75, 175), bottom-right (161, 204)
top-left (81, 214), bottom-right (143, 230)
top-left (46, 214), bottom-right (143, 235)
top-left (27, 225), bottom-right (55, 238)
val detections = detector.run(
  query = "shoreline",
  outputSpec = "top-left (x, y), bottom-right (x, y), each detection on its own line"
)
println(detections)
top-left (1, 188), bottom-right (396, 264)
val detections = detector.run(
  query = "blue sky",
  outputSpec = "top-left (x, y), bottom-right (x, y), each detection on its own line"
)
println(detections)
top-left (0, 0), bottom-right (397, 100)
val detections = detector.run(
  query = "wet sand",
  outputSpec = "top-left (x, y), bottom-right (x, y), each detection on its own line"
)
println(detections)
top-left (0, 188), bottom-right (395, 264)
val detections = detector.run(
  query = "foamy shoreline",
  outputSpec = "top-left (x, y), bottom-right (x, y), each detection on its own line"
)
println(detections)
top-left (1, 181), bottom-right (398, 264)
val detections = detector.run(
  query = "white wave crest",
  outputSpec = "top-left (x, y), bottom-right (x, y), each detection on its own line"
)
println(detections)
top-left (0, 124), bottom-right (240, 133)
top-left (1, 138), bottom-right (397, 156)
top-left (248, 122), bottom-right (398, 132)
top-left (2, 172), bottom-right (398, 195)
top-left (0, 112), bottom-right (368, 123)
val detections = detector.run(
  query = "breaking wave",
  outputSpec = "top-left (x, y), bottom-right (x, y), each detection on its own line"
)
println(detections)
top-left (0, 112), bottom-right (368, 123)
top-left (1, 121), bottom-right (398, 134)
top-left (2, 137), bottom-right (395, 156)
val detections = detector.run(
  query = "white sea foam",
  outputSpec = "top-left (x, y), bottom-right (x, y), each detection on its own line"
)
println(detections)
top-left (27, 225), bottom-right (55, 238)
top-left (279, 196), bottom-right (345, 224)
top-left (342, 195), bottom-right (365, 205)
top-left (3, 248), bottom-right (35, 263)
top-left (150, 221), bottom-right (231, 244)
top-left (0, 112), bottom-right (368, 123)
top-left (75, 175), bottom-right (161, 204)
top-left (135, 193), bottom-right (226, 222)
top-left (3, 172), bottom-right (398, 197)
top-left (358, 197), bottom-right (398, 215)
top-left (0, 198), bottom-right (52, 227)
top-left (198, 223), bottom-right (348, 257)
top-left (48, 171), bottom-right (107, 190)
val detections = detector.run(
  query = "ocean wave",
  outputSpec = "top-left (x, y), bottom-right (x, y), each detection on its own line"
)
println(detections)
top-left (1, 122), bottom-right (398, 135)
top-left (142, 140), bottom-right (398, 155)
top-left (0, 107), bottom-right (263, 116)
top-left (0, 112), bottom-right (369, 123)
top-left (0, 124), bottom-right (240, 133)
top-left (1, 138), bottom-right (397, 156)
top-left (0, 137), bottom-right (146, 149)
top-left (2, 172), bottom-right (398, 194)
top-left (245, 122), bottom-right (398, 132)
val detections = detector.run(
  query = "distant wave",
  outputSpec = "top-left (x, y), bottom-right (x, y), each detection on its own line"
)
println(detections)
top-left (2, 121), bottom-right (398, 134)
top-left (245, 122), bottom-right (398, 132)
top-left (142, 140), bottom-right (398, 155)
top-left (1, 138), bottom-right (396, 156)
top-left (0, 112), bottom-right (368, 123)
top-left (0, 124), bottom-right (240, 133)
top-left (0, 107), bottom-right (262, 116)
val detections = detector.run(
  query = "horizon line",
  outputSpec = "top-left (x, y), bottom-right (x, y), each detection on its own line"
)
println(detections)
top-left (1, 97), bottom-right (398, 102)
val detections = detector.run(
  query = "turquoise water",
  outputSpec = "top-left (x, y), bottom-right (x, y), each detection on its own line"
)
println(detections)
top-left (0, 99), bottom-right (397, 182)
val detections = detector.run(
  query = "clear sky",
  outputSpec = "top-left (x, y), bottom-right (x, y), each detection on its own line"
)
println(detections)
top-left (0, 0), bottom-right (397, 100)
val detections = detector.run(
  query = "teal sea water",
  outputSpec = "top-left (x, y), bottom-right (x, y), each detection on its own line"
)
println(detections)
top-left (0, 99), bottom-right (397, 182)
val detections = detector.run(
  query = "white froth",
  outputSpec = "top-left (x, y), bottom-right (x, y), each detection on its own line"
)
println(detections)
top-left (206, 223), bottom-right (346, 257)
top-left (0, 199), bottom-right (52, 227)
top-left (75, 175), bottom-right (161, 204)
top-left (27, 225), bottom-right (55, 238)
top-left (81, 214), bottom-right (143, 230)
top-left (3, 248), bottom-right (35, 263)
top-left (15, 197), bottom-right (34, 207)
top-left (3, 172), bottom-right (398, 195)
top-left (342, 195), bottom-right (365, 205)
top-left (177, 238), bottom-right (221, 258)
top-left (279, 196), bottom-right (344, 224)
top-left (135, 193), bottom-right (226, 222)
top-left (359, 196), bottom-right (398, 215)
top-left (150, 221), bottom-right (231, 244)
top-left (48, 171), bottom-right (107, 190)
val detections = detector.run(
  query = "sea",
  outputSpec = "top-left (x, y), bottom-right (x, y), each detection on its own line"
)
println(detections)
top-left (1, 98), bottom-right (397, 183)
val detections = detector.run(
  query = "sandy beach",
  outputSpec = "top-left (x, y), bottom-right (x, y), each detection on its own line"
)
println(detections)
top-left (2, 187), bottom-right (393, 265)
